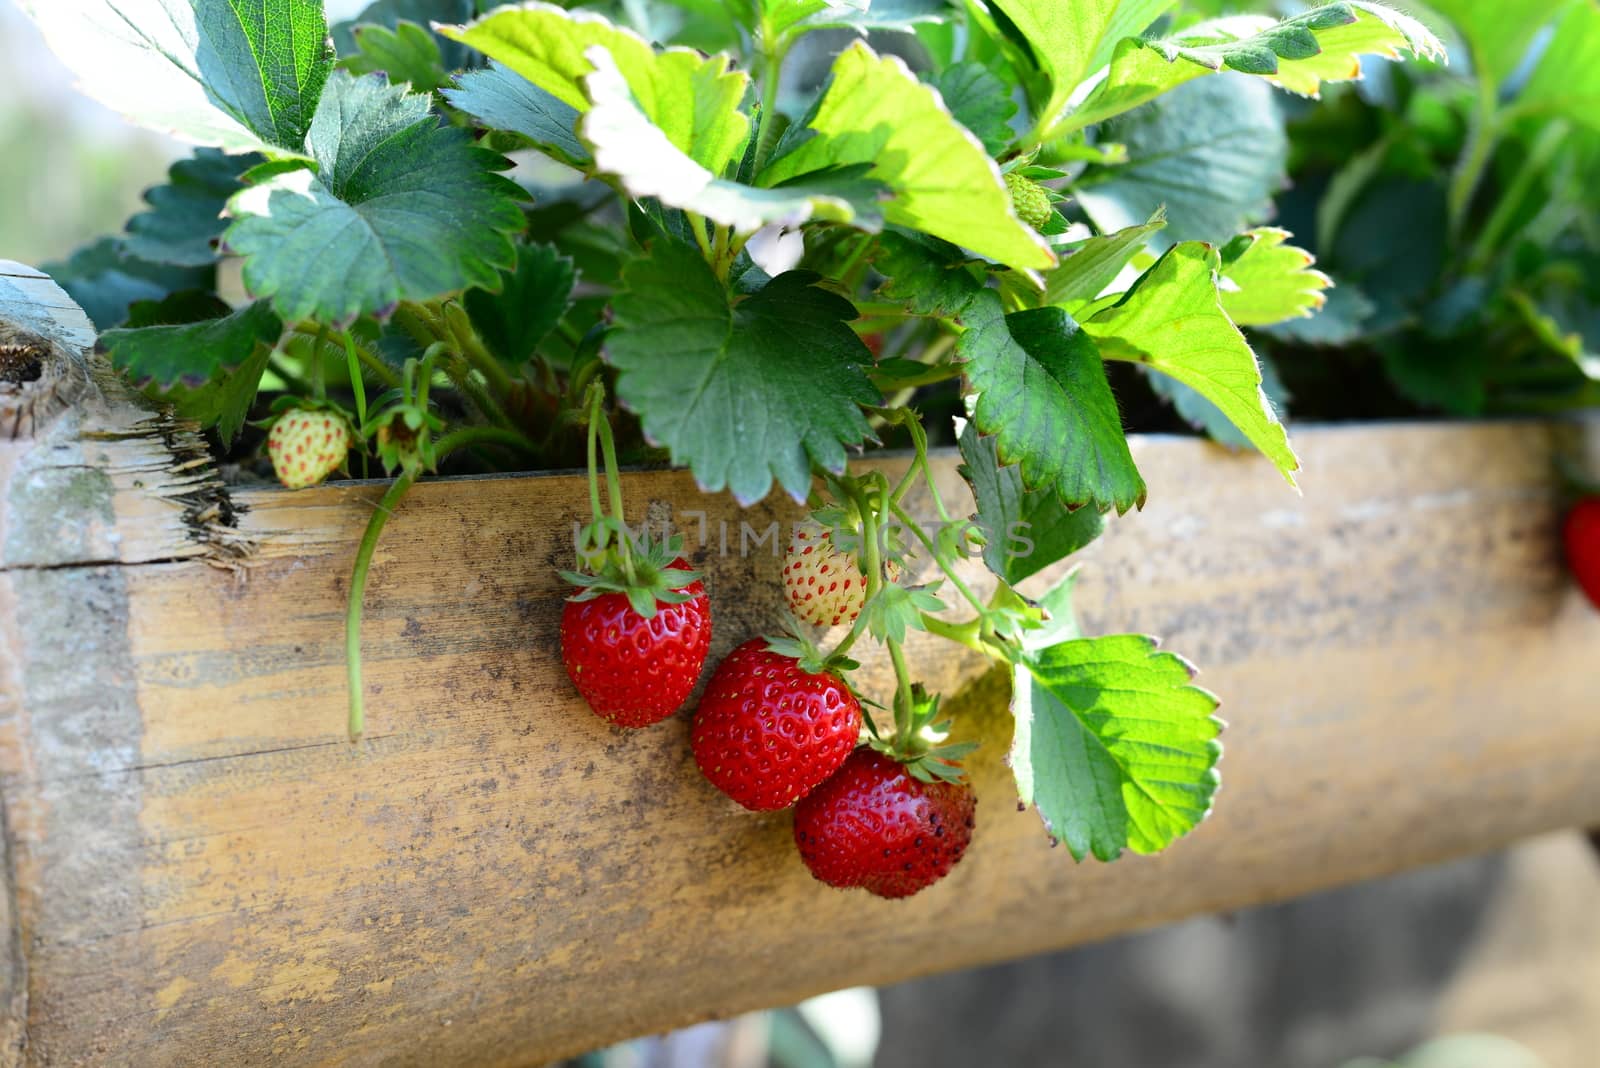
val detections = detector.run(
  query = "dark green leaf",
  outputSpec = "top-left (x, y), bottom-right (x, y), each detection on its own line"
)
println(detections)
top-left (124, 150), bottom-right (259, 268)
top-left (225, 71), bottom-right (525, 324)
top-left (933, 62), bottom-right (1018, 155)
top-left (42, 238), bottom-right (212, 332)
top-left (607, 240), bottom-right (879, 505)
top-left (445, 62), bottom-right (589, 166)
top-left (965, 304), bottom-right (1146, 514)
top-left (123, 291), bottom-right (235, 328)
top-left (99, 302), bottom-right (284, 442)
top-left (958, 419), bottom-right (1104, 584)
top-left (464, 242), bottom-right (577, 365)
top-left (1012, 635), bottom-right (1222, 861)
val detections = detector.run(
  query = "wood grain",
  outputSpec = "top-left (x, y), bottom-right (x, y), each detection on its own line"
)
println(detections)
top-left (2, 263), bottom-right (1598, 1065)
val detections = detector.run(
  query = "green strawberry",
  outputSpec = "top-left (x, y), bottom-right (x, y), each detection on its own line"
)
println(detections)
top-left (1005, 172), bottom-right (1053, 231)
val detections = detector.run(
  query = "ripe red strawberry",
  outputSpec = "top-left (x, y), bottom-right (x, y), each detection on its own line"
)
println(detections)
top-left (793, 749), bottom-right (976, 899)
top-left (691, 638), bottom-right (862, 810)
top-left (561, 559), bottom-right (711, 727)
top-left (267, 408), bottom-right (351, 489)
top-left (783, 525), bottom-right (899, 628)
top-left (1566, 497), bottom-right (1600, 611)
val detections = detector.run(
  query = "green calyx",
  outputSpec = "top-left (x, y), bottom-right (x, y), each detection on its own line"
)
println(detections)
top-left (870, 684), bottom-right (975, 784)
top-left (761, 632), bottom-right (860, 678)
top-left (561, 530), bottom-right (701, 619)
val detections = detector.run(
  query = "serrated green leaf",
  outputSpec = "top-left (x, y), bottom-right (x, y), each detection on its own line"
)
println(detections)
top-left (606, 240), bottom-right (879, 505)
top-left (1063, 2), bottom-right (1445, 133)
top-left (124, 150), bottom-right (259, 268)
top-left (966, 304), bottom-right (1146, 513)
top-left (1218, 227), bottom-right (1332, 327)
top-left (332, 0), bottom-right (480, 71)
top-left (464, 242), bottom-right (576, 366)
top-left (445, 62), bottom-right (589, 166)
top-left (440, 2), bottom-right (751, 174)
top-left (761, 42), bottom-right (1054, 272)
top-left (123, 291), bottom-right (235, 329)
top-left (579, 46), bottom-right (867, 233)
top-left (873, 233), bottom-right (1143, 513)
top-left (340, 21), bottom-right (451, 95)
top-left (225, 71), bottom-right (525, 324)
top-left (20, 0), bottom-right (332, 152)
top-left (1012, 634), bottom-right (1222, 861)
top-left (1087, 242), bottom-right (1299, 484)
top-left (1044, 211), bottom-right (1167, 310)
top-left (932, 62), bottom-right (1018, 155)
top-left (100, 301), bottom-right (283, 442)
top-left (957, 419), bottom-right (1105, 584)
top-left (1146, 348), bottom-right (1289, 450)
top-left (987, 0), bottom-right (1175, 131)
top-left (1077, 74), bottom-right (1286, 247)
top-left (43, 238), bottom-right (214, 332)
top-left (1262, 280), bottom-right (1376, 346)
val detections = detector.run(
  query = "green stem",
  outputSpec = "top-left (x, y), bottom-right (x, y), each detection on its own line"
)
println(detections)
top-left (1466, 119), bottom-right (1569, 272)
top-left (1449, 76), bottom-right (1501, 245)
top-left (342, 330), bottom-right (369, 432)
top-left (920, 613), bottom-right (1010, 661)
top-left (827, 475), bottom-right (883, 663)
top-left (887, 638), bottom-right (915, 746)
top-left (311, 322), bottom-right (329, 403)
top-left (347, 471), bottom-right (417, 740)
top-left (752, 30), bottom-right (789, 174)
top-left (890, 499), bottom-right (986, 616)
top-left (442, 302), bottom-right (513, 397)
top-left (588, 384), bottom-right (635, 582)
top-left (585, 386), bottom-right (605, 534)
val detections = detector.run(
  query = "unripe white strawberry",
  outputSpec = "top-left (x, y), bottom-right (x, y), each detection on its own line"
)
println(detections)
top-left (783, 524), bottom-right (900, 628)
top-left (267, 409), bottom-right (351, 490)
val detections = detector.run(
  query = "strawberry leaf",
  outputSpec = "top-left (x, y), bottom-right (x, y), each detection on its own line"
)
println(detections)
top-left (42, 238), bottom-right (214, 332)
top-left (1063, 2), bottom-right (1446, 133)
top-left (874, 233), bottom-right (1144, 513)
top-left (124, 149), bottom-right (259, 268)
top-left (606, 239), bottom-right (879, 505)
top-left (463, 242), bottom-right (576, 366)
top-left (1087, 242), bottom-right (1299, 484)
top-left (99, 302), bottom-right (284, 442)
top-left (760, 42), bottom-right (1055, 272)
top-left (966, 304), bottom-right (1146, 514)
top-left (1012, 635), bottom-right (1222, 861)
top-left (332, 0), bottom-right (482, 72)
top-left (579, 46), bottom-right (875, 233)
top-left (440, 3), bottom-right (751, 174)
top-left (932, 62), bottom-right (1018, 156)
top-left (339, 21), bottom-right (453, 95)
top-left (958, 419), bottom-right (1105, 584)
top-left (445, 62), bottom-right (589, 166)
top-left (863, 584), bottom-right (947, 645)
top-left (18, 0), bottom-right (332, 153)
top-left (1044, 211), bottom-right (1167, 311)
top-left (225, 71), bottom-right (525, 325)
top-left (1076, 75), bottom-right (1287, 247)
top-left (985, 0), bottom-right (1175, 132)
top-left (1218, 228), bottom-right (1332, 327)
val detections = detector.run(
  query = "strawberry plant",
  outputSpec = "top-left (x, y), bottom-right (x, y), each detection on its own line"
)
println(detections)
top-left (25, 0), bottom-right (1446, 886)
